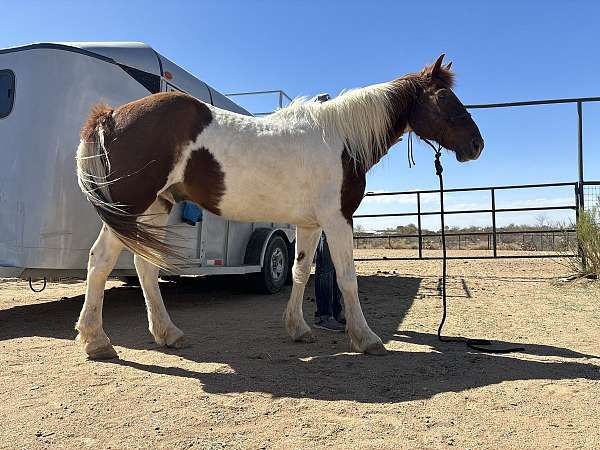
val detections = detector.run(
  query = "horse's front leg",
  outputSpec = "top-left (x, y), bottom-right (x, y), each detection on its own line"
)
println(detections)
top-left (322, 219), bottom-right (386, 355)
top-left (284, 226), bottom-right (322, 342)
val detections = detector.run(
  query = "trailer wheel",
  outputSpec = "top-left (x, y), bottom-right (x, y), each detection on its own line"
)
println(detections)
top-left (284, 240), bottom-right (295, 285)
top-left (252, 235), bottom-right (289, 294)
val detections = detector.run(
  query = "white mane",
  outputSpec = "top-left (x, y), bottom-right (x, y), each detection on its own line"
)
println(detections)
top-left (268, 82), bottom-right (408, 169)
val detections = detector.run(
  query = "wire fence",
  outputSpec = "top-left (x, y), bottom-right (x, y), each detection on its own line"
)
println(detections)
top-left (351, 181), bottom-right (585, 261)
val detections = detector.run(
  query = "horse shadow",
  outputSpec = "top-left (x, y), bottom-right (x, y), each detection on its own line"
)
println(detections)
top-left (0, 274), bottom-right (598, 404)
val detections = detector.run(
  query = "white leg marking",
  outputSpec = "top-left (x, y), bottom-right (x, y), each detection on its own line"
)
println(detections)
top-left (76, 225), bottom-right (123, 359)
top-left (284, 226), bottom-right (322, 342)
top-left (321, 219), bottom-right (386, 355)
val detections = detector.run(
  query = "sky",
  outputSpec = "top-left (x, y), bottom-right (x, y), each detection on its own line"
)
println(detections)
top-left (2, 1), bottom-right (599, 231)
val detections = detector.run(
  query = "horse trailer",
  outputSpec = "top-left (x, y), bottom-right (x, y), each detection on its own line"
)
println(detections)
top-left (0, 42), bottom-right (295, 292)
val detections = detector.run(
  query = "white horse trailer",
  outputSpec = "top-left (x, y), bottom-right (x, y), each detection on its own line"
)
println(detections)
top-left (0, 42), bottom-right (294, 292)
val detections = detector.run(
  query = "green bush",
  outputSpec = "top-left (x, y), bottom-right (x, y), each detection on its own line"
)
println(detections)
top-left (572, 207), bottom-right (600, 277)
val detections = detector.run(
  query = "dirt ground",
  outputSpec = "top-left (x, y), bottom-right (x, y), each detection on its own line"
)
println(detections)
top-left (1, 250), bottom-right (599, 449)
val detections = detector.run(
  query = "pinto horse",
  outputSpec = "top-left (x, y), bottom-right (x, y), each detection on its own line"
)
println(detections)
top-left (75, 54), bottom-right (483, 359)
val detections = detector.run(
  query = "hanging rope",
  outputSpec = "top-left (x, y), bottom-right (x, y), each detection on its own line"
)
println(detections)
top-left (407, 132), bottom-right (416, 168)
top-left (411, 137), bottom-right (524, 354)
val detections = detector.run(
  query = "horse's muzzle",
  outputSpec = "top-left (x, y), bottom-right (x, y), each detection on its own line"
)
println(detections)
top-left (456, 137), bottom-right (484, 162)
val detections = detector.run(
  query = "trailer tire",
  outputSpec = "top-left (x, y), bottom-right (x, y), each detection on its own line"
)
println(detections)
top-left (284, 240), bottom-right (295, 285)
top-left (251, 235), bottom-right (289, 294)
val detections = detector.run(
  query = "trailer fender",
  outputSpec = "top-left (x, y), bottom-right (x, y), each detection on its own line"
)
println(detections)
top-left (244, 228), bottom-right (294, 267)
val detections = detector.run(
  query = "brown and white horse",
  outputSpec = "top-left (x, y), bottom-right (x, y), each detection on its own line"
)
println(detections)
top-left (75, 54), bottom-right (483, 359)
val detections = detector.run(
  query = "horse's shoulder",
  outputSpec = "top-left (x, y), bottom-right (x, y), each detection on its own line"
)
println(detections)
top-left (340, 148), bottom-right (367, 225)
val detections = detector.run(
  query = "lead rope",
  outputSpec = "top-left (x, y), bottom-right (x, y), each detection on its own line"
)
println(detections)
top-left (419, 139), bottom-right (524, 354)
top-left (407, 132), bottom-right (416, 168)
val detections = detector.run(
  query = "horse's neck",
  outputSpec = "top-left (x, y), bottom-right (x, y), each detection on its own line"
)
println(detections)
top-left (333, 79), bottom-right (414, 172)
top-left (386, 78), bottom-right (417, 143)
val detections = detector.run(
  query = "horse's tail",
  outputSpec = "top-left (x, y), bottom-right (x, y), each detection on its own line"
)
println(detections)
top-left (76, 103), bottom-right (179, 271)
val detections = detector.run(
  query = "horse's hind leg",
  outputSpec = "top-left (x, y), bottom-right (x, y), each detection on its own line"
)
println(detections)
top-left (284, 226), bottom-right (322, 342)
top-left (76, 224), bottom-right (124, 359)
top-left (134, 200), bottom-right (187, 348)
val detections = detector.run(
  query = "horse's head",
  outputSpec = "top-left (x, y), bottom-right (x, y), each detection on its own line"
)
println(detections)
top-left (409, 54), bottom-right (484, 162)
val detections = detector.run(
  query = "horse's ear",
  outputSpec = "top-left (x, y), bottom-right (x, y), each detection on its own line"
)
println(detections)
top-left (430, 54), bottom-right (445, 78)
top-left (423, 54), bottom-right (454, 88)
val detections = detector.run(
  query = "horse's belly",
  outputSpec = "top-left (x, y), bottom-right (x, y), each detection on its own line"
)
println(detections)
top-left (219, 193), bottom-right (314, 224)
top-left (218, 188), bottom-right (312, 225)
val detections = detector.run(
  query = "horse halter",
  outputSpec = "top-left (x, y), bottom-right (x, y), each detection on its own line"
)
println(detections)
top-left (404, 83), bottom-right (471, 168)
top-left (406, 108), bottom-right (472, 168)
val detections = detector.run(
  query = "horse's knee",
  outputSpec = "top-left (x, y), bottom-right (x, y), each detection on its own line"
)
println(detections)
top-left (87, 248), bottom-right (114, 278)
top-left (292, 262), bottom-right (311, 285)
top-left (336, 272), bottom-right (358, 294)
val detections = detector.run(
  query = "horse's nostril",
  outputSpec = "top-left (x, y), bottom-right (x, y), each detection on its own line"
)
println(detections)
top-left (472, 138), bottom-right (484, 154)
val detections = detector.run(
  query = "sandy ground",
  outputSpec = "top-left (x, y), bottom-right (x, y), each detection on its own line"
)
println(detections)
top-left (1, 250), bottom-right (599, 449)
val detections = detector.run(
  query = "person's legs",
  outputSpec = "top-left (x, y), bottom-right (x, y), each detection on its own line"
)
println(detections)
top-left (314, 233), bottom-right (345, 331)
top-left (314, 233), bottom-right (332, 318)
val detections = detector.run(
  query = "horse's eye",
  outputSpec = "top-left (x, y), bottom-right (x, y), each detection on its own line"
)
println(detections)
top-left (437, 89), bottom-right (449, 99)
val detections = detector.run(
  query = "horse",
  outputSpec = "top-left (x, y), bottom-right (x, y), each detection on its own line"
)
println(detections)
top-left (75, 54), bottom-right (484, 359)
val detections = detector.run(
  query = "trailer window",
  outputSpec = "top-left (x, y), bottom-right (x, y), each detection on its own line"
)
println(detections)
top-left (0, 70), bottom-right (15, 118)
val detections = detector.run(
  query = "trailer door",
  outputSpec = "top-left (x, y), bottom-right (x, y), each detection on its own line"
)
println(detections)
top-left (0, 70), bottom-right (15, 118)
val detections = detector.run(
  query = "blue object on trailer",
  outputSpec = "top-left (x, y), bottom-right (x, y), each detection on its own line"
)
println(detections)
top-left (182, 201), bottom-right (203, 225)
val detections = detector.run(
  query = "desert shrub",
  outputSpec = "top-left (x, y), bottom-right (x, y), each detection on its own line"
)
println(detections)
top-left (571, 207), bottom-right (600, 277)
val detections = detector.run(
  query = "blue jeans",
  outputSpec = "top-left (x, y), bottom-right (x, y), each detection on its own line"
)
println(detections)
top-left (315, 233), bottom-right (343, 319)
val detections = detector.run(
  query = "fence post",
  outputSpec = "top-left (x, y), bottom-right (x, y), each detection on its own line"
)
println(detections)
top-left (417, 193), bottom-right (423, 259)
top-left (577, 102), bottom-right (584, 210)
top-left (577, 102), bottom-right (586, 271)
top-left (540, 233), bottom-right (543, 251)
top-left (491, 188), bottom-right (497, 257)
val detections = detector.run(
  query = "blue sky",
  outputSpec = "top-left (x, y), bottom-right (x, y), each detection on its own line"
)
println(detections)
top-left (2, 1), bottom-right (599, 230)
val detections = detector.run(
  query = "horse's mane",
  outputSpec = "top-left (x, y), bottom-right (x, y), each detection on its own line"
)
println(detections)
top-left (267, 65), bottom-right (452, 170)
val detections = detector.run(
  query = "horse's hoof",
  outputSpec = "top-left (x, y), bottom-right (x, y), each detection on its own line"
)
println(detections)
top-left (364, 341), bottom-right (387, 356)
top-left (87, 344), bottom-right (119, 360)
top-left (294, 330), bottom-right (315, 343)
top-left (168, 335), bottom-right (190, 349)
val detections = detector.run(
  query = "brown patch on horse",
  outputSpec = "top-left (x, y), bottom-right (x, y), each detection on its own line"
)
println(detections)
top-left (182, 147), bottom-right (226, 215)
top-left (297, 251), bottom-right (305, 262)
top-left (99, 92), bottom-right (213, 214)
top-left (80, 103), bottom-right (113, 142)
top-left (340, 148), bottom-right (367, 226)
